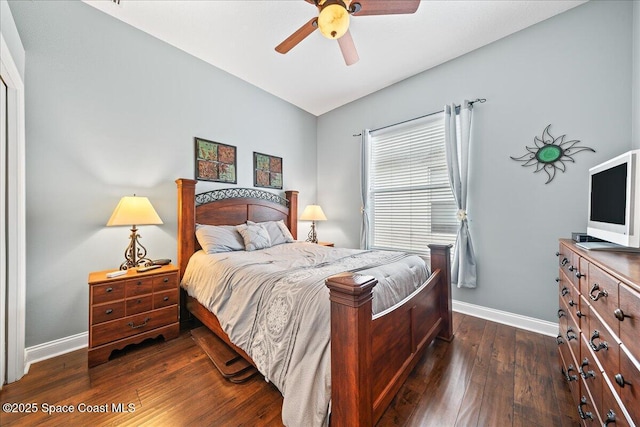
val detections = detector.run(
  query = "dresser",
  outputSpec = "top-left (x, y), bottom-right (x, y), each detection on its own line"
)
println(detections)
top-left (557, 239), bottom-right (639, 426)
top-left (88, 265), bottom-right (180, 367)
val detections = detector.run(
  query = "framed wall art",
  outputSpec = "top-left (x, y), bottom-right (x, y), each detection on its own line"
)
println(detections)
top-left (195, 137), bottom-right (237, 184)
top-left (253, 152), bottom-right (283, 189)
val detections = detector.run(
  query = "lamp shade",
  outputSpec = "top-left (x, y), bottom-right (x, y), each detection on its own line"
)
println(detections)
top-left (300, 205), bottom-right (327, 221)
top-left (106, 196), bottom-right (163, 227)
top-left (318, 3), bottom-right (350, 39)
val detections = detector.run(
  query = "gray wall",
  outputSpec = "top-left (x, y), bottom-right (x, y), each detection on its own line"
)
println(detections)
top-left (634, 0), bottom-right (640, 149)
top-left (1, 0), bottom-right (24, 80)
top-left (316, 0), bottom-right (634, 322)
top-left (9, 0), bottom-right (317, 347)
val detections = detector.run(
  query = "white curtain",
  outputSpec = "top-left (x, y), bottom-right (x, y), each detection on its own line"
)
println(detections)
top-left (444, 101), bottom-right (477, 288)
top-left (360, 129), bottom-right (371, 249)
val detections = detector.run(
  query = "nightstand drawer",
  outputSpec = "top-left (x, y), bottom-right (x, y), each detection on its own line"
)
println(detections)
top-left (92, 282), bottom-right (125, 305)
top-left (126, 295), bottom-right (153, 315)
top-left (125, 278), bottom-right (153, 297)
top-left (153, 273), bottom-right (178, 292)
top-left (91, 306), bottom-right (177, 347)
top-left (92, 301), bottom-right (125, 324)
top-left (153, 290), bottom-right (177, 309)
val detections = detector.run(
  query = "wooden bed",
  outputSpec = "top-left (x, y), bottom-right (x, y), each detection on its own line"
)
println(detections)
top-left (176, 178), bottom-right (453, 426)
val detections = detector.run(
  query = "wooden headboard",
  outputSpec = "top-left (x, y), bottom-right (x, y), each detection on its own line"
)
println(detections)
top-left (176, 179), bottom-right (299, 279)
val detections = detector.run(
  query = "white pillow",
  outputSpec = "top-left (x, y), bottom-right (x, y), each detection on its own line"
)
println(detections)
top-left (247, 220), bottom-right (294, 246)
top-left (195, 224), bottom-right (245, 254)
top-left (236, 223), bottom-right (272, 251)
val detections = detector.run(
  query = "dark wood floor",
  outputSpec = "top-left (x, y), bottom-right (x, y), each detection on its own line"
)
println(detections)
top-left (0, 313), bottom-right (580, 426)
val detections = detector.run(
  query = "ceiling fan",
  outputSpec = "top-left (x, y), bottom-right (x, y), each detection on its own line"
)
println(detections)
top-left (275, 0), bottom-right (420, 66)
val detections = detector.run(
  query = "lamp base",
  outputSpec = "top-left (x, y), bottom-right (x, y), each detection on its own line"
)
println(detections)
top-left (305, 221), bottom-right (318, 244)
top-left (119, 226), bottom-right (153, 270)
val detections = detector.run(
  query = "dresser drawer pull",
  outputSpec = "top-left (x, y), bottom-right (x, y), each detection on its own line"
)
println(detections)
top-left (577, 396), bottom-right (594, 420)
top-left (555, 251), bottom-right (561, 257)
top-left (589, 330), bottom-right (608, 352)
top-left (561, 257), bottom-right (569, 266)
top-left (556, 335), bottom-right (564, 345)
top-left (557, 309), bottom-right (566, 318)
top-left (575, 271), bottom-right (585, 279)
top-left (566, 327), bottom-right (577, 341)
top-left (579, 358), bottom-right (595, 379)
top-left (589, 283), bottom-right (608, 301)
top-left (555, 277), bottom-right (560, 283)
top-left (163, 296), bottom-right (169, 301)
top-left (106, 287), bottom-right (113, 293)
top-left (568, 265), bottom-right (576, 272)
top-left (561, 286), bottom-right (569, 296)
top-left (163, 277), bottom-right (169, 283)
top-left (614, 373), bottom-right (631, 388)
top-left (127, 317), bottom-right (151, 329)
top-left (562, 365), bottom-right (578, 382)
top-left (576, 310), bottom-right (585, 319)
top-left (604, 409), bottom-right (617, 426)
top-left (568, 299), bottom-right (577, 308)
top-left (613, 308), bottom-right (630, 321)
top-left (105, 309), bottom-right (113, 315)
top-left (136, 281), bottom-right (143, 286)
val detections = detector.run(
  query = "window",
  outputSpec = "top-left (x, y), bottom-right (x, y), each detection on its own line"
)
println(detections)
top-left (367, 113), bottom-right (457, 256)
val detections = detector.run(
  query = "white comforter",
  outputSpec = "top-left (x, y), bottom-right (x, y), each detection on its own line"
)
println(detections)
top-left (181, 242), bottom-right (429, 426)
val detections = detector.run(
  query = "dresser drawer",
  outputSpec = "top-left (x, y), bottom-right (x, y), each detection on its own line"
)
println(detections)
top-left (91, 306), bottom-right (177, 347)
top-left (580, 336), bottom-right (603, 422)
top-left (124, 277), bottom-right (153, 297)
top-left (153, 290), bottom-right (177, 309)
top-left (587, 264), bottom-right (619, 335)
top-left (602, 376), bottom-right (633, 427)
top-left (618, 283), bottom-right (640, 363)
top-left (588, 311), bottom-right (620, 386)
top-left (92, 301), bottom-right (125, 325)
top-left (617, 348), bottom-right (639, 424)
top-left (126, 295), bottom-right (153, 315)
top-left (91, 282), bottom-right (125, 305)
top-left (153, 273), bottom-right (178, 292)
top-left (577, 389), bottom-right (599, 425)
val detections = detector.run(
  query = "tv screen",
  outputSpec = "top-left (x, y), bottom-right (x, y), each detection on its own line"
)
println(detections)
top-left (590, 163), bottom-right (627, 225)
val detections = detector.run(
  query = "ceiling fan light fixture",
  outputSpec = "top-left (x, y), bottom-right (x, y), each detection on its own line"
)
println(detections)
top-left (318, 2), bottom-right (350, 40)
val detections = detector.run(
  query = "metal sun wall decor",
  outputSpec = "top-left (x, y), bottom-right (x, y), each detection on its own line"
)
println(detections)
top-left (510, 124), bottom-right (595, 184)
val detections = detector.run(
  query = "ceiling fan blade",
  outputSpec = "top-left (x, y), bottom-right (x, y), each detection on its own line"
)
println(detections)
top-left (275, 17), bottom-right (318, 54)
top-left (351, 0), bottom-right (420, 16)
top-left (337, 30), bottom-right (359, 66)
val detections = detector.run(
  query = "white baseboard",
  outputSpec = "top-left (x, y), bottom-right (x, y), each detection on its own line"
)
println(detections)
top-left (20, 301), bottom-right (557, 374)
top-left (24, 332), bottom-right (87, 374)
top-left (452, 300), bottom-right (558, 337)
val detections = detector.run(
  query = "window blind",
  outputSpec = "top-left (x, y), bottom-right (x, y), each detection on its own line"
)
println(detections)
top-left (368, 113), bottom-right (457, 256)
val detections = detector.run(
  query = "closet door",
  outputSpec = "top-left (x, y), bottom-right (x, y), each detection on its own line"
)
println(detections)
top-left (1, 76), bottom-right (7, 388)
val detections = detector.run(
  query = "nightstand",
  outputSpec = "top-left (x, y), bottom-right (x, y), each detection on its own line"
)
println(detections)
top-left (318, 241), bottom-right (334, 247)
top-left (87, 264), bottom-right (180, 367)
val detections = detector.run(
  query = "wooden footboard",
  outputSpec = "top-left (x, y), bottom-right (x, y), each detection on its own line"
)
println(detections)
top-left (326, 244), bottom-right (452, 426)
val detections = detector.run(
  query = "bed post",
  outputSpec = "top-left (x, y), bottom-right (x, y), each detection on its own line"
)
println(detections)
top-left (428, 244), bottom-right (453, 341)
top-left (325, 273), bottom-right (378, 427)
top-left (176, 178), bottom-right (196, 280)
top-left (285, 190), bottom-right (298, 240)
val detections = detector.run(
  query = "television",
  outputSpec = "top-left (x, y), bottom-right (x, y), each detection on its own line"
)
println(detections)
top-left (585, 149), bottom-right (640, 249)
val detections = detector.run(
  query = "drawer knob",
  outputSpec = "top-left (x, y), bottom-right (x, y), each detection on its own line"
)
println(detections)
top-left (580, 358), bottom-right (595, 379)
top-left (557, 309), bottom-right (566, 319)
top-left (555, 251), bottom-right (561, 257)
top-left (163, 296), bottom-right (169, 301)
top-left (105, 309), bottom-right (113, 315)
top-left (137, 281), bottom-right (142, 286)
top-left (127, 317), bottom-right (151, 329)
top-left (568, 299), bottom-right (577, 307)
top-left (577, 396), bottom-right (594, 421)
top-left (575, 271), bottom-right (584, 279)
top-left (613, 308), bottom-right (630, 321)
top-left (576, 310), bottom-right (585, 319)
top-left (561, 286), bottom-right (569, 296)
top-left (556, 335), bottom-right (564, 345)
top-left (614, 373), bottom-right (631, 388)
top-left (555, 277), bottom-right (560, 283)
top-left (589, 283), bottom-right (608, 301)
top-left (604, 410), bottom-right (617, 426)
top-left (562, 365), bottom-right (578, 382)
top-left (106, 287), bottom-right (113, 293)
top-left (566, 327), bottom-right (577, 341)
top-left (589, 330), bottom-right (608, 352)
top-left (561, 257), bottom-right (569, 266)
top-left (163, 278), bottom-right (169, 283)
top-left (568, 265), bottom-right (576, 272)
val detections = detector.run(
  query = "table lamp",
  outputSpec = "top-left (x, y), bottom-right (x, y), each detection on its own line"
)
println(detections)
top-left (299, 204), bottom-right (327, 244)
top-left (106, 195), bottom-right (163, 270)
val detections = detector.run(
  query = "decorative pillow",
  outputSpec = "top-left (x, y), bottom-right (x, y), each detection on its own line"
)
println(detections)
top-left (247, 220), bottom-right (294, 246)
top-left (236, 223), bottom-right (272, 251)
top-left (195, 224), bottom-right (245, 254)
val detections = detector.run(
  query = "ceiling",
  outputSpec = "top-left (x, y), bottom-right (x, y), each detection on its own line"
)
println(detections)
top-left (83, 0), bottom-right (587, 116)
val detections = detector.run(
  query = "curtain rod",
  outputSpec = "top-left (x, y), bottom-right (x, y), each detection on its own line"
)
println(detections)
top-left (353, 98), bottom-right (486, 137)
